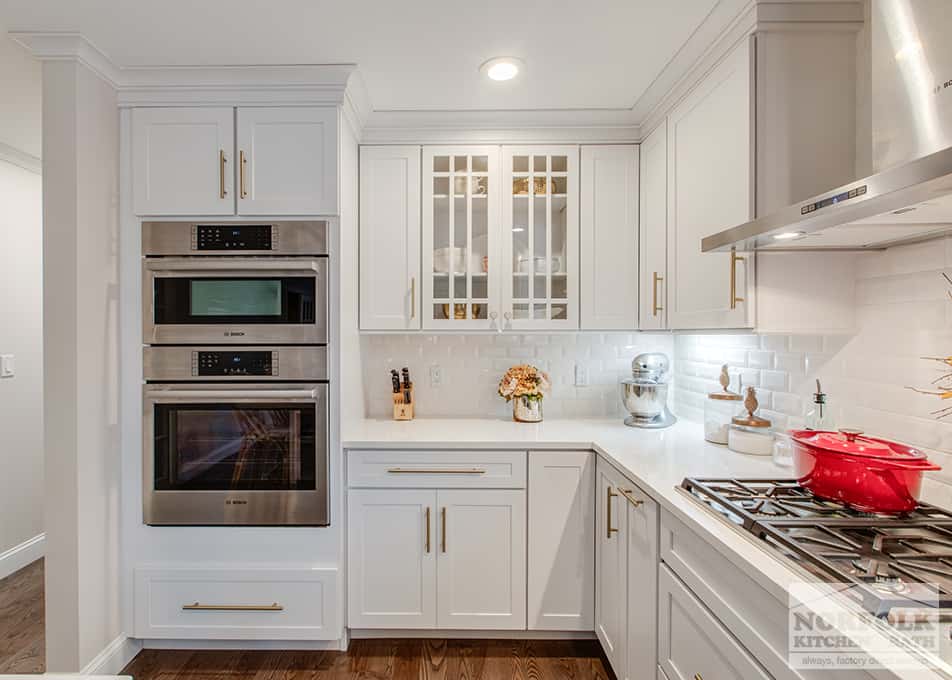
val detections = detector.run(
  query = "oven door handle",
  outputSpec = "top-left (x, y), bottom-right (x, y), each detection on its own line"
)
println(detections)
top-left (147, 388), bottom-right (320, 401)
top-left (145, 258), bottom-right (323, 274)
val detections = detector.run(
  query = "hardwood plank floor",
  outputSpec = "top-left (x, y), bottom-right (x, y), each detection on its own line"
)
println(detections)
top-left (0, 558), bottom-right (45, 674)
top-left (122, 639), bottom-right (613, 680)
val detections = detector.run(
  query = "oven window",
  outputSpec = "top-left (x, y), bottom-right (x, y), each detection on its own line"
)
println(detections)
top-left (154, 403), bottom-right (317, 491)
top-left (153, 276), bottom-right (316, 324)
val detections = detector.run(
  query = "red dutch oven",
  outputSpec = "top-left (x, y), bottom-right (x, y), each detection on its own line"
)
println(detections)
top-left (790, 428), bottom-right (942, 514)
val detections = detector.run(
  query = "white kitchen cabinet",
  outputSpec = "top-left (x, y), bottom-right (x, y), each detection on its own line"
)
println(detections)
top-left (638, 123), bottom-right (667, 330)
top-left (666, 38), bottom-right (754, 330)
top-left (595, 458), bottom-right (629, 677)
top-left (422, 146), bottom-right (502, 330)
top-left (580, 145), bottom-right (638, 330)
top-left (132, 107), bottom-right (235, 216)
top-left (527, 451), bottom-right (594, 631)
top-left (625, 481), bottom-right (659, 680)
top-left (436, 489), bottom-right (526, 630)
top-left (359, 146), bottom-right (421, 330)
top-left (236, 106), bottom-right (338, 215)
top-left (502, 146), bottom-right (579, 329)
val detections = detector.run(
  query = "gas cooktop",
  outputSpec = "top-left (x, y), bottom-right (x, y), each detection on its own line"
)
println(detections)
top-left (681, 478), bottom-right (952, 618)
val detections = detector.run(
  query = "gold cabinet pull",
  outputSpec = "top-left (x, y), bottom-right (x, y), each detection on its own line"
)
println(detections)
top-left (386, 468), bottom-right (486, 474)
top-left (606, 487), bottom-right (618, 538)
top-left (239, 150), bottom-right (248, 199)
top-left (425, 506), bottom-right (431, 553)
top-left (218, 150), bottom-right (227, 199)
top-left (694, 675), bottom-right (703, 680)
top-left (441, 507), bottom-right (447, 553)
top-left (619, 488), bottom-right (644, 508)
top-left (410, 277), bottom-right (416, 320)
top-left (730, 248), bottom-right (745, 310)
top-left (652, 272), bottom-right (663, 316)
top-left (183, 602), bottom-right (283, 612)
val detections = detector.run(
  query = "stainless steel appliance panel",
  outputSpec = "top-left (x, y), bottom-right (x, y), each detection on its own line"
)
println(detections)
top-left (144, 346), bottom-right (328, 382)
top-left (142, 221), bottom-right (328, 256)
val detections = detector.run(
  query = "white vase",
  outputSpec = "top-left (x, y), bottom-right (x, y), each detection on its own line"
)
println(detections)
top-left (513, 396), bottom-right (543, 423)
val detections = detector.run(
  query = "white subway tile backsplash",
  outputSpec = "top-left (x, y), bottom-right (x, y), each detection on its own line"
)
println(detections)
top-left (747, 350), bottom-right (773, 369)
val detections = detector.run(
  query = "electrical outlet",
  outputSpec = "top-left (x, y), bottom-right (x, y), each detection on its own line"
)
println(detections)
top-left (429, 364), bottom-right (443, 387)
top-left (0, 354), bottom-right (14, 378)
top-left (574, 363), bottom-right (589, 387)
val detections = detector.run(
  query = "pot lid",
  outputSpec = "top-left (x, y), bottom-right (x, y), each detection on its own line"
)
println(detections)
top-left (791, 428), bottom-right (930, 460)
top-left (709, 364), bottom-right (742, 401)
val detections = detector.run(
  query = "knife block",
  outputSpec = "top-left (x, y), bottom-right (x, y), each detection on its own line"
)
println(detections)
top-left (392, 384), bottom-right (414, 421)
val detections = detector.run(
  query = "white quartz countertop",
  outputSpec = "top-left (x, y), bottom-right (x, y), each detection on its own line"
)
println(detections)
top-left (343, 417), bottom-right (952, 677)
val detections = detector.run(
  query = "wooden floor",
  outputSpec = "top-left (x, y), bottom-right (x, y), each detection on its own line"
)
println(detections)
top-left (122, 640), bottom-right (612, 680)
top-left (0, 558), bottom-right (45, 674)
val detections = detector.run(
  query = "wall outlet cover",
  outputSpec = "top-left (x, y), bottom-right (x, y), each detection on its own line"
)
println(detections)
top-left (574, 363), bottom-right (589, 387)
top-left (429, 364), bottom-right (443, 387)
top-left (0, 354), bottom-right (14, 378)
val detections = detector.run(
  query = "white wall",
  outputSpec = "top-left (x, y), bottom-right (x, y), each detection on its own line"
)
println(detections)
top-left (361, 333), bottom-right (674, 419)
top-left (0, 27), bottom-right (41, 161)
top-left (674, 238), bottom-right (952, 505)
top-left (42, 59), bottom-right (121, 672)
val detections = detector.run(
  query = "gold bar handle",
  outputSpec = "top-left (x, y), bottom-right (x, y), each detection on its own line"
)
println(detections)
top-left (218, 150), bottom-right (227, 199)
top-left (239, 150), bottom-right (248, 199)
top-left (619, 488), bottom-right (644, 508)
top-left (425, 506), bottom-right (431, 553)
top-left (410, 277), bottom-right (416, 320)
top-left (694, 675), bottom-right (703, 680)
top-left (652, 272), bottom-right (663, 316)
top-left (387, 468), bottom-right (486, 474)
top-left (441, 507), bottom-right (447, 553)
top-left (730, 249), bottom-right (745, 310)
top-left (183, 602), bottom-right (283, 612)
top-left (606, 487), bottom-right (618, 538)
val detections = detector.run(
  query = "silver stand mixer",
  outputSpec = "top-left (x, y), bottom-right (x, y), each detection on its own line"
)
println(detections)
top-left (620, 353), bottom-right (677, 429)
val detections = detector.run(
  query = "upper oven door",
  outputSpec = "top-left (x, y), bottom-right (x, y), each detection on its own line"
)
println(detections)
top-left (143, 257), bottom-right (328, 345)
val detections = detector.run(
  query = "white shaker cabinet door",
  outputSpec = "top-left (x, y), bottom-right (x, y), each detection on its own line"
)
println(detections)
top-left (359, 146), bottom-right (422, 330)
top-left (625, 483), bottom-right (659, 680)
top-left (132, 107), bottom-right (235, 216)
top-left (639, 122), bottom-right (667, 330)
top-left (666, 38), bottom-right (754, 330)
top-left (527, 451), bottom-right (594, 631)
top-left (347, 489), bottom-right (437, 629)
top-left (236, 106), bottom-right (338, 215)
top-left (435, 489), bottom-right (526, 630)
top-left (595, 458), bottom-right (629, 679)
top-left (580, 145), bottom-right (639, 330)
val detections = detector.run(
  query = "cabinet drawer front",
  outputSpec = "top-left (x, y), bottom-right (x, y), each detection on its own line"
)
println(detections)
top-left (134, 567), bottom-right (338, 640)
top-left (347, 450), bottom-right (527, 488)
top-left (659, 565), bottom-right (771, 680)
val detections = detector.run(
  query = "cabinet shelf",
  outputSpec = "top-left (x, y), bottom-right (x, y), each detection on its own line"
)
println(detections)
top-left (432, 272), bottom-right (489, 277)
top-left (512, 272), bottom-right (567, 277)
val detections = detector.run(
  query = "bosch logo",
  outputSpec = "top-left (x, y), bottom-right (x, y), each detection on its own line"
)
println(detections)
top-left (225, 499), bottom-right (248, 506)
top-left (224, 331), bottom-right (245, 337)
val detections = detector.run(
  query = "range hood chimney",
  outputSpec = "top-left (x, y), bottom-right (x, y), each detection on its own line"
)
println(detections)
top-left (703, 0), bottom-right (952, 252)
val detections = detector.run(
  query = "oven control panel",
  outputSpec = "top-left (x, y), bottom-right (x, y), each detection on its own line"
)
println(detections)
top-left (192, 350), bottom-right (278, 377)
top-left (191, 225), bottom-right (276, 251)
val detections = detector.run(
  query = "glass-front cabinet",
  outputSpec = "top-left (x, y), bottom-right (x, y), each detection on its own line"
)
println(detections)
top-left (502, 146), bottom-right (579, 329)
top-left (422, 147), bottom-right (501, 330)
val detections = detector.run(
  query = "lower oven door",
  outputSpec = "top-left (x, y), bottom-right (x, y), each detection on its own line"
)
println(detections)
top-left (143, 257), bottom-right (328, 345)
top-left (143, 382), bottom-right (328, 526)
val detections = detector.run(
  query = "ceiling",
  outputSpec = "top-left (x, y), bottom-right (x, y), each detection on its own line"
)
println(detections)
top-left (0, 0), bottom-right (723, 113)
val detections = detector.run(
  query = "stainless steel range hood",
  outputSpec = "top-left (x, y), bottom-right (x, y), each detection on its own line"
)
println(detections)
top-left (702, 146), bottom-right (952, 252)
top-left (703, 0), bottom-right (952, 253)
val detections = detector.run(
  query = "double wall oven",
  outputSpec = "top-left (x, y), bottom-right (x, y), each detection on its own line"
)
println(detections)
top-left (142, 221), bottom-right (330, 526)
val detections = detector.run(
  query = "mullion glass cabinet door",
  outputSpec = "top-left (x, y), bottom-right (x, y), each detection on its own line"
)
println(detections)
top-left (422, 147), bottom-right (500, 329)
top-left (503, 146), bottom-right (579, 330)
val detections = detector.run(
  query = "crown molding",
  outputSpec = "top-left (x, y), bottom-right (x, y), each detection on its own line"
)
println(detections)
top-left (10, 31), bottom-right (122, 88)
top-left (341, 70), bottom-right (372, 141)
top-left (0, 141), bottom-right (41, 174)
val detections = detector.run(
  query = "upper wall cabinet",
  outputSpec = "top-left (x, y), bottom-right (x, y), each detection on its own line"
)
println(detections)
top-left (132, 106), bottom-right (339, 217)
top-left (667, 39), bottom-right (754, 330)
top-left (580, 145), bottom-right (638, 331)
top-left (133, 107), bottom-right (235, 216)
top-left (638, 123), bottom-right (667, 331)
top-left (359, 146), bottom-right (422, 331)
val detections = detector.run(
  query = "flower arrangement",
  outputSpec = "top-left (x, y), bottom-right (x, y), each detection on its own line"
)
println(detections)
top-left (498, 365), bottom-right (551, 422)
top-left (905, 273), bottom-right (952, 419)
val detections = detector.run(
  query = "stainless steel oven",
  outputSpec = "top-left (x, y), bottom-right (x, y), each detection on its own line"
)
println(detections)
top-left (142, 221), bottom-right (328, 345)
top-left (143, 346), bottom-right (329, 526)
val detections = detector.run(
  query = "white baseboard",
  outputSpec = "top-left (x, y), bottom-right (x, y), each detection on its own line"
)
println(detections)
top-left (81, 635), bottom-right (143, 675)
top-left (349, 629), bottom-right (597, 640)
top-left (0, 533), bottom-right (44, 581)
top-left (142, 639), bottom-right (343, 651)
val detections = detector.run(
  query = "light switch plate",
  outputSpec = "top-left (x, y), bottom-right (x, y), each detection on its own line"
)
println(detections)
top-left (0, 354), bottom-right (14, 378)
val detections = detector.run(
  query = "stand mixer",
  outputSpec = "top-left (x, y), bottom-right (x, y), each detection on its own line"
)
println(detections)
top-left (620, 352), bottom-right (677, 429)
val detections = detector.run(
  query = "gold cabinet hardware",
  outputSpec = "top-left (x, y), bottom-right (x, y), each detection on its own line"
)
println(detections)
top-left (239, 150), bottom-right (248, 199)
top-left (219, 150), bottom-right (227, 199)
top-left (410, 277), bottom-right (416, 320)
top-left (606, 487), bottom-right (618, 537)
top-left (652, 272), bottom-right (663, 316)
top-left (730, 248), bottom-right (745, 310)
top-left (619, 488), bottom-right (644, 508)
top-left (425, 506), bottom-right (431, 553)
top-left (386, 468), bottom-right (486, 474)
top-left (694, 675), bottom-right (703, 680)
top-left (441, 507), bottom-right (447, 553)
top-left (182, 602), bottom-right (283, 612)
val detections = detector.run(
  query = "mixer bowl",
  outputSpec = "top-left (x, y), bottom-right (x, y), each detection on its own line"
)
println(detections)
top-left (621, 380), bottom-right (668, 420)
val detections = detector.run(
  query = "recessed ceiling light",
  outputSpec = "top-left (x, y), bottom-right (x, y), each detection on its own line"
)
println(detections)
top-left (773, 231), bottom-right (807, 241)
top-left (481, 57), bottom-right (523, 82)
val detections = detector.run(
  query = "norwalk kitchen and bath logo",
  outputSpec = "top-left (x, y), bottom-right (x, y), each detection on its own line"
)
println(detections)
top-left (788, 582), bottom-right (945, 672)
